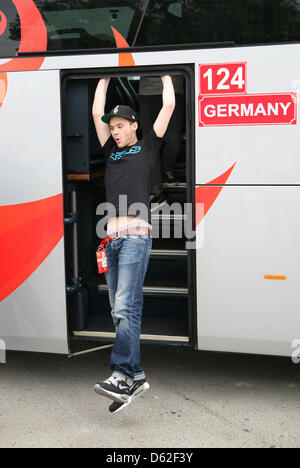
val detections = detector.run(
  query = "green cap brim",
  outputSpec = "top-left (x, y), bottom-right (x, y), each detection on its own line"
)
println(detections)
top-left (101, 113), bottom-right (135, 124)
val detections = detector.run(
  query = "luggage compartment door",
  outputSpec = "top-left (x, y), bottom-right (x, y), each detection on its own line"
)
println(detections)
top-left (194, 43), bottom-right (300, 356)
top-left (0, 70), bottom-right (68, 354)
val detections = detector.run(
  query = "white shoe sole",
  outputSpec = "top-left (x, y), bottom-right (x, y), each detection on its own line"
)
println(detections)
top-left (94, 384), bottom-right (130, 403)
top-left (110, 382), bottom-right (150, 414)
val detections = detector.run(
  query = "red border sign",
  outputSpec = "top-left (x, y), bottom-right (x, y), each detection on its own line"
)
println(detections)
top-left (199, 62), bottom-right (247, 95)
top-left (199, 93), bottom-right (297, 127)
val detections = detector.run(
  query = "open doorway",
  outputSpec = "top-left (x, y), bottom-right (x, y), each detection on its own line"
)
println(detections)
top-left (62, 66), bottom-right (195, 346)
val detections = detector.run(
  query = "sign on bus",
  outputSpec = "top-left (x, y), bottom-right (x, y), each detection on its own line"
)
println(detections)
top-left (199, 62), bottom-right (247, 95)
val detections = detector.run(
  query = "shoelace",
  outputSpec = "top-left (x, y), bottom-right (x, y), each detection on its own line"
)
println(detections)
top-left (104, 376), bottom-right (125, 387)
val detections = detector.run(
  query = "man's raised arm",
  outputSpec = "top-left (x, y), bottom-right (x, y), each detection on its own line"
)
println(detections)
top-left (153, 75), bottom-right (176, 138)
top-left (92, 77), bottom-right (111, 147)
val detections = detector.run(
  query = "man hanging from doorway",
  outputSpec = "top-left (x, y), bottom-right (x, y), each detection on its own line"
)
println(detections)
top-left (92, 75), bottom-right (175, 412)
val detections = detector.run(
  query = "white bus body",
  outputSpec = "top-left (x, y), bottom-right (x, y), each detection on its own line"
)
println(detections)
top-left (0, 3), bottom-right (299, 357)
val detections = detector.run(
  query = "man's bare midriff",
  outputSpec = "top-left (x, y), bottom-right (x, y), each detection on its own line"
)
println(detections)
top-left (107, 216), bottom-right (151, 235)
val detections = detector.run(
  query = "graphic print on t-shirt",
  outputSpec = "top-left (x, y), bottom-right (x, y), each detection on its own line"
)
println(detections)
top-left (109, 145), bottom-right (142, 161)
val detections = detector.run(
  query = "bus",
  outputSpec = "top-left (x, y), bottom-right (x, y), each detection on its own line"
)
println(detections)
top-left (1, 0), bottom-right (300, 358)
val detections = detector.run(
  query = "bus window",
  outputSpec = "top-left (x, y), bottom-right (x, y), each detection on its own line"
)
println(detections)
top-left (37, 0), bottom-right (147, 52)
top-left (135, 0), bottom-right (300, 47)
top-left (0, 1), bottom-right (148, 57)
top-left (2, 0), bottom-right (299, 59)
top-left (0, 2), bottom-right (20, 58)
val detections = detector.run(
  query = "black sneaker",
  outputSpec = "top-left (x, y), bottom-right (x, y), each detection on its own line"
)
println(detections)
top-left (162, 170), bottom-right (179, 186)
top-left (94, 376), bottom-right (130, 403)
top-left (150, 192), bottom-right (167, 212)
top-left (109, 379), bottom-right (150, 413)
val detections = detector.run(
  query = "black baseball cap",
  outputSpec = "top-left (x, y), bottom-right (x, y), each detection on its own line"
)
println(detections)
top-left (101, 105), bottom-right (138, 124)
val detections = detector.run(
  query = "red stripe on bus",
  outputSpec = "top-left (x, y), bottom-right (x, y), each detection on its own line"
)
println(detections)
top-left (111, 27), bottom-right (135, 67)
top-left (195, 163), bottom-right (237, 227)
top-left (0, 72), bottom-right (7, 108)
top-left (0, 194), bottom-right (63, 302)
top-left (0, 10), bottom-right (7, 36)
top-left (0, 0), bottom-right (47, 73)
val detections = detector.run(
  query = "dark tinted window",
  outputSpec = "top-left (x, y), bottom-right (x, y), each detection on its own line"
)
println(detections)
top-left (0, 2), bottom-right (21, 58)
top-left (1, 0), bottom-right (300, 58)
top-left (39, 0), bottom-right (147, 51)
top-left (0, 0), bottom-right (147, 57)
top-left (136, 0), bottom-right (300, 46)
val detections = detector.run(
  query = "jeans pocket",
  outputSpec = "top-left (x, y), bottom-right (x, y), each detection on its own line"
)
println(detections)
top-left (120, 236), bottom-right (151, 265)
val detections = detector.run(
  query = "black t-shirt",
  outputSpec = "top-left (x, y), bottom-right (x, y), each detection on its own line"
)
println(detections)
top-left (102, 129), bottom-right (163, 224)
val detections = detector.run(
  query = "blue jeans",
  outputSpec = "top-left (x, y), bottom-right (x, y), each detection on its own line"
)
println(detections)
top-left (104, 234), bottom-right (152, 381)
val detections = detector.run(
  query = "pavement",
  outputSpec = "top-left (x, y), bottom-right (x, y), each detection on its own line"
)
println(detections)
top-left (0, 343), bottom-right (300, 448)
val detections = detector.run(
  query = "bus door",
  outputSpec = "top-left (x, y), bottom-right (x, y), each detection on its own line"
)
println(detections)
top-left (194, 44), bottom-right (300, 356)
top-left (0, 69), bottom-right (69, 354)
top-left (63, 68), bottom-right (194, 348)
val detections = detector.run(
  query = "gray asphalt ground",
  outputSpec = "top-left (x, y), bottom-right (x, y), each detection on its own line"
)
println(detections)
top-left (0, 343), bottom-right (300, 448)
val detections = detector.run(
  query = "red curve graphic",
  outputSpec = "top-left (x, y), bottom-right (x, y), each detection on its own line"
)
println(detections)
top-left (0, 72), bottom-right (7, 107)
top-left (0, 10), bottom-right (7, 35)
top-left (0, 194), bottom-right (64, 303)
top-left (0, 9), bottom-right (8, 107)
top-left (195, 163), bottom-right (237, 227)
top-left (111, 26), bottom-right (135, 67)
top-left (0, 0), bottom-right (47, 72)
top-left (0, 0), bottom-right (47, 106)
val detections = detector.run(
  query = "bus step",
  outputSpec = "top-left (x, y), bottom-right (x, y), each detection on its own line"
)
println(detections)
top-left (72, 330), bottom-right (189, 344)
top-left (98, 284), bottom-right (188, 296)
top-left (162, 182), bottom-right (187, 189)
top-left (151, 249), bottom-right (187, 257)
